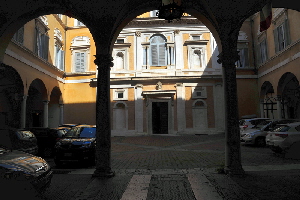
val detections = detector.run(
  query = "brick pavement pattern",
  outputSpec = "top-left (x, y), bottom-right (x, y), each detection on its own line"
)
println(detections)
top-left (36, 133), bottom-right (300, 200)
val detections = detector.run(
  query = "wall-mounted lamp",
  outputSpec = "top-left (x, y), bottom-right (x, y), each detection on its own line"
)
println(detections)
top-left (157, 0), bottom-right (184, 22)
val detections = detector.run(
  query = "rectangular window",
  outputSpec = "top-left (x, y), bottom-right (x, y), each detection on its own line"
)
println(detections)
top-left (113, 89), bottom-right (128, 101)
top-left (35, 28), bottom-right (49, 60)
top-left (55, 45), bottom-right (64, 71)
top-left (259, 39), bottom-right (268, 64)
top-left (274, 19), bottom-right (291, 53)
top-left (236, 48), bottom-right (249, 68)
top-left (12, 26), bottom-right (24, 44)
top-left (192, 36), bottom-right (201, 40)
top-left (74, 52), bottom-right (86, 72)
top-left (116, 39), bottom-right (125, 43)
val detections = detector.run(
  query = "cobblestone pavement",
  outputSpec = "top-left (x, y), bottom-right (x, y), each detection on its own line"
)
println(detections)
top-left (36, 133), bottom-right (300, 200)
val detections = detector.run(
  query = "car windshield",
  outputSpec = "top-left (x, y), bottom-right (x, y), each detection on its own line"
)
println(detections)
top-left (271, 125), bottom-right (291, 132)
top-left (65, 127), bottom-right (96, 138)
top-left (253, 120), bottom-right (270, 129)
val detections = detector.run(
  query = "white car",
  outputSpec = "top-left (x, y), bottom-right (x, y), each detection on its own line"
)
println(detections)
top-left (266, 122), bottom-right (300, 153)
top-left (239, 118), bottom-right (269, 134)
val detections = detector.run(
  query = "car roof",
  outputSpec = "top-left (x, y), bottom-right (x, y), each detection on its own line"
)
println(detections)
top-left (274, 122), bottom-right (300, 127)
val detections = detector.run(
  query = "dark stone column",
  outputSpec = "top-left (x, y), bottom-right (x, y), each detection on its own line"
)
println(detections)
top-left (93, 54), bottom-right (115, 178)
top-left (217, 48), bottom-right (245, 176)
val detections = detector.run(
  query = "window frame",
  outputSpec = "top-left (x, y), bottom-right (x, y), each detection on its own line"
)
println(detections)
top-left (113, 89), bottom-right (128, 101)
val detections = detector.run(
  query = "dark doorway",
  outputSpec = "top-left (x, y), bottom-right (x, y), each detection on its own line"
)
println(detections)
top-left (31, 112), bottom-right (42, 127)
top-left (152, 102), bottom-right (168, 134)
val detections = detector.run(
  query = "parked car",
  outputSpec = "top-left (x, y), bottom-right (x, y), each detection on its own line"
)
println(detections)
top-left (27, 127), bottom-right (69, 157)
top-left (0, 147), bottom-right (53, 197)
top-left (240, 119), bottom-right (300, 147)
top-left (59, 124), bottom-right (80, 128)
top-left (266, 122), bottom-right (300, 153)
top-left (0, 128), bottom-right (38, 155)
top-left (54, 125), bottom-right (96, 166)
top-left (239, 118), bottom-right (269, 134)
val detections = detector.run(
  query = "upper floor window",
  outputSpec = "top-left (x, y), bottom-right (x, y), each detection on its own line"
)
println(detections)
top-left (258, 39), bottom-right (268, 64)
top-left (54, 28), bottom-right (64, 70)
top-left (57, 14), bottom-right (63, 20)
top-left (74, 19), bottom-right (85, 26)
top-left (12, 26), bottom-right (24, 45)
top-left (70, 36), bottom-right (90, 72)
top-left (274, 19), bottom-right (290, 53)
top-left (150, 35), bottom-right (167, 66)
top-left (235, 43), bottom-right (249, 68)
top-left (34, 18), bottom-right (49, 60)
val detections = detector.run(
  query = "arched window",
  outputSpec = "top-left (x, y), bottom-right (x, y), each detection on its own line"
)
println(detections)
top-left (150, 35), bottom-right (167, 66)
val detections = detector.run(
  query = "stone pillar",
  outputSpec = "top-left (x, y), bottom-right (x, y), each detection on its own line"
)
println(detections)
top-left (217, 47), bottom-right (244, 176)
top-left (93, 54), bottom-right (115, 178)
top-left (20, 95), bottom-right (27, 128)
top-left (260, 99), bottom-right (265, 118)
top-left (59, 104), bottom-right (64, 125)
top-left (43, 100), bottom-right (49, 128)
top-left (214, 83), bottom-right (225, 133)
top-left (135, 84), bottom-right (143, 133)
top-left (175, 83), bottom-right (186, 133)
top-left (174, 30), bottom-right (183, 69)
top-left (135, 31), bottom-right (142, 71)
top-left (276, 96), bottom-right (282, 119)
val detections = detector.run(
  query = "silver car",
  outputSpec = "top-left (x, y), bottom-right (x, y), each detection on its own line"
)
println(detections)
top-left (239, 118), bottom-right (270, 134)
top-left (266, 122), bottom-right (300, 153)
top-left (240, 119), bottom-right (299, 147)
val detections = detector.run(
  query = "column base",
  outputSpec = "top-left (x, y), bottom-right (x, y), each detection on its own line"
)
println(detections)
top-left (224, 166), bottom-right (245, 177)
top-left (92, 169), bottom-right (115, 178)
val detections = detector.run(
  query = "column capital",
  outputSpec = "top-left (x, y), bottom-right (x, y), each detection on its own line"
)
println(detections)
top-left (135, 31), bottom-right (141, 37)
top-left (94, 54), bottom-right (114, 68)
top-left (135, 84), bottom-right (143, 89)
top-left (276, 95), bottom-right (282, 101)
top-left (43, 100), bottom-right (50, 104)
top-left (174, 30), bottom-right (180, 35)
top-left (175, 83), bottom-right (183, 88)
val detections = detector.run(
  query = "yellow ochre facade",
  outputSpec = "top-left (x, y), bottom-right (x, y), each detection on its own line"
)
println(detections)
top-left (1, 8), bottom-right (299, 135)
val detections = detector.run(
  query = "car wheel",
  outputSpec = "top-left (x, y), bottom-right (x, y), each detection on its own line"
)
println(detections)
top-left (255, 137), bottom-right (266, 147)
top-left (43, 147), bottom-right (52, 157)
top-left (54, 159), bottom-right (63, 167)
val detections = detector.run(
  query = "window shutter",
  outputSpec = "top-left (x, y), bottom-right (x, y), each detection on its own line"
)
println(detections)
top-left (74, 52), bottom-right (81, 72)
top-left (74, 52), bottom-right (86, 72)
top-left (273, 28), bottom-right (279, 53)
top-left (151, 44), bottom-right (158, 65)
top-left (43, 34), bottom-right (49, 60)
top-left (34, 27), bottom-right (39, 54)
top-left (283, 19), bottom-right (291, 46)
top-left (158, 43), bottom-right (165, 65)
top-left (256, 44), bottom-right (261, 65)
top-left (60, 50), bottom-right (64, 70)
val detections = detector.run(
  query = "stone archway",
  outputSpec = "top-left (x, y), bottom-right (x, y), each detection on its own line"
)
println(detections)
top-left (26, 79), bottom-right (48, 128)
top-left (0, 63), bottom-right (23, 128)
top-left (260, 81), bottom-right (277, 119)
top-left (277, 72), bottom-right (300, 119)
top-left (49, 86), bottom-right (62, 128)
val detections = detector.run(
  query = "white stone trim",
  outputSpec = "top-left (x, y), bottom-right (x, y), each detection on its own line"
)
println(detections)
top-left (5, 49), bottom-right (64, 83)
top-left (258, 51), bottom-right (300, 78)
top-left (110, 84), bottom-right (133, 88)
top-left (64, 79), bottom-right (90, 83)
top-left (236, 75), bottom-right (258, 79)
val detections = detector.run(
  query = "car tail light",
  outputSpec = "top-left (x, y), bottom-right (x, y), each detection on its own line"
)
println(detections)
top-left (56, 138), bottom-right (61, 142)
top-left (275, 133), bottom-right (288, 138)
top-left (243, 125), bottom-right (248, 129)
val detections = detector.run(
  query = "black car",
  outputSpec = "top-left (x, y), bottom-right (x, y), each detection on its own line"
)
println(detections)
top-left (27, 127), bottom-right (69, 157)
top-left (0, 147), bottom-right (53, 198)
top-left (54, 125), bottom-right (96, 166)
top-left (0, 128), bottom-right (38, 155)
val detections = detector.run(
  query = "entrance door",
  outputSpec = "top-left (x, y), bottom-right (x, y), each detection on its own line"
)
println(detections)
top-left (152, 102), bottom-right (168, 134)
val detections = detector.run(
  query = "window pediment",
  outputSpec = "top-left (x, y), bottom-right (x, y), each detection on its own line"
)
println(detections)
top-left (71, 36), bottom-right (90, 48)
top-left (184, 40), bottom-right (209, 46)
